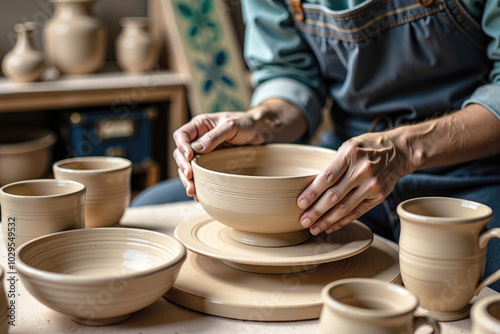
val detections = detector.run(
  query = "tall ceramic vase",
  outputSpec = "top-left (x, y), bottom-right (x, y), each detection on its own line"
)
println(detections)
top-left (116, 17), bottom-right (158, 73)
top-left (1, 22), bottom-right (45, 83)
top-left (44, 0), bottom-right (107, 75)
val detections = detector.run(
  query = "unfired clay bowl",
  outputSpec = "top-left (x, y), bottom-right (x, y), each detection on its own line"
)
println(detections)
top-left (0, 127), bottom-right (56, 186)
top-left (192, 144), bottom-right (336, 247)
top-left (0, 179), bottom-right (86, 249)
top-left (471, 295), bottom-right (500, 334)
top-left (53, 157), bottom-right (132, 228)
top-left (15, 227), bottom-right (186, 326)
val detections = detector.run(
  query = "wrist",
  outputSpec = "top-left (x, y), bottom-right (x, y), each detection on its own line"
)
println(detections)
top-left (387, 126), bottom-right (426, 175)
top-left (246, 98), bottom-right (307, 143)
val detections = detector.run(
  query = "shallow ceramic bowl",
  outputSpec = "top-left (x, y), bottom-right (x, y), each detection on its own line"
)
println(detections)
top-left (192, 144), bottom-right (336, 247)
top-left (15, 227), bottom-right (186, 326)
top-left (53, 157), bottom-right (132, 228)
top-left (0, 127), bottom-right (56, 186)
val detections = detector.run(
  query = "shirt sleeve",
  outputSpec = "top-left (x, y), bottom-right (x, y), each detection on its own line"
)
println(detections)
top-left (462, 0), bottom-right (500, 120)
top-left (241, 0), bottom-right (328, 137)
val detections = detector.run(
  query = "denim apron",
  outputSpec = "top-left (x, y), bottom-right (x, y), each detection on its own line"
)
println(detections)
top-left (286, 0), bottom-right (500, 290)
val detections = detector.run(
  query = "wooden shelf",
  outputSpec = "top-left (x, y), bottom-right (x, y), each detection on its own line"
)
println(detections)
top-left (0, 68), bottom-right (189, 179)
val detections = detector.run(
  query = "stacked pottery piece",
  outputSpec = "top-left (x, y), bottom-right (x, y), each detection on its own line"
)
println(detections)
top-left (165, 144), bottom-right (403, 321)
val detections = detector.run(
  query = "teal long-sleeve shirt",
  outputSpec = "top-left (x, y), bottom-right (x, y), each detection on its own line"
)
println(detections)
top-left (242, 0), bottom-right (500, 136)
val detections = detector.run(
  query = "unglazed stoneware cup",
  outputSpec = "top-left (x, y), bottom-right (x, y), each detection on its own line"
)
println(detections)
top-left (471, 295), bottom-right (500, 334)
top-left (0, 179), bottom-right (85, 249)
top-left (0, 267), bottom-right (9, 333)
top-left (192, 144), bottom-right (336, 247)
top-left (15, 227), bottom-right (186, 326)
top-left (319, 278), bottom-right (440, 334)
top-left (53, 157), bottom-right (132, 228)
top-left (397, 197), bottom-right (500, 321)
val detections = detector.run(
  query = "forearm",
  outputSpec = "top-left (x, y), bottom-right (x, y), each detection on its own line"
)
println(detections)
top-left (246, 98), bottom-right (308, 143)
top-left (389, 104), bottom-right (500, 174)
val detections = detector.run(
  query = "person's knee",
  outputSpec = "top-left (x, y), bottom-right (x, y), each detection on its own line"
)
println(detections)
top-left (131, 178), bottom-right (193, 207)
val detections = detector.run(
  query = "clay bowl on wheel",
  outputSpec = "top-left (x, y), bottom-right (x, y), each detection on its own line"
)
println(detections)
top-left (15, 227), bottom-right (186, 326)
top-left (191, 144), bottom-right (336, 247)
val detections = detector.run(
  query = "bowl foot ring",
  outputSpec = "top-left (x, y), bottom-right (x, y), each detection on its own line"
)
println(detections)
top-left (70, 313), bottom-right (133, 326)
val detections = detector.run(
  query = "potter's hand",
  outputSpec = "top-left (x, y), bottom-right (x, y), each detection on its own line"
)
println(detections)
top-left (297, 131), bottom-right (410, 235)
top-left (173, 112), bottom-right (265, 197)
top-left (173, 99), bottom-right (308, 198)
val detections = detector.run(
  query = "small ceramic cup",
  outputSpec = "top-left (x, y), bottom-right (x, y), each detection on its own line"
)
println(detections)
top-left (53, 157), bottom-right (132, 228)
top-left (471, 295), bottom-right (500, 334)
top-left (319, 278), bottom-right (440, 334)
top-left (0, 179), bottom-right (85, 249)
top-left (397, 197), bottom-right (500, 321)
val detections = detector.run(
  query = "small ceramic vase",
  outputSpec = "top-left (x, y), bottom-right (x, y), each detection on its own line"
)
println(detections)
top-left (116, 17), bottom-right (158, 73)
top-left (1, 22), bottom-right (45, 83)
top-left (44, 0), bottom-right (107, 75)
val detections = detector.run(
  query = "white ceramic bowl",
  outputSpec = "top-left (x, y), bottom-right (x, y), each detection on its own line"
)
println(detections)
top-left (16, 227), bottom-right (186, 326)
top-left (0, 127), bottom-right (56, 186)
top-left (192, 144), bottom-right (336, 247)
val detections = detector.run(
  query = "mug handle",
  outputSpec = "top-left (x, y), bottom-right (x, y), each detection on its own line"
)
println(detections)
top-left (474, 228), bottom-right (500, 295)
top-left (413, 316), bottom-right (441, 333)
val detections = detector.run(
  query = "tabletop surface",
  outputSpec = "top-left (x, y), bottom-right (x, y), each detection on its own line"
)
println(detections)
top-left (1, 200), bottom-right (496, 334)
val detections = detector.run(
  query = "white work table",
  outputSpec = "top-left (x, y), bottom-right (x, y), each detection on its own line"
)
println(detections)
top-left (1, 200), bottom-right (496, 333)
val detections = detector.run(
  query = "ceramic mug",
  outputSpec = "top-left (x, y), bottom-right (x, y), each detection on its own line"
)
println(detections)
top-left (319, 278), bottom-right (440, 334)
top-left (0, 179), bottom-right (86, 250)
top-left (397, 197), bottom-right (500, 321)
top-left (471, 295), bottom-right (500, 334)
top-left (53, 157), bottom-right (132, 228)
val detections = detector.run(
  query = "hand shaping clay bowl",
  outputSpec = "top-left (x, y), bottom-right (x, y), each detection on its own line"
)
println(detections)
top-left (0, 127), bottom-right (56, 186)
top-left (15, 227), bottom-right (186, 326)
top-left (192, 144), bottom-right (336, 247)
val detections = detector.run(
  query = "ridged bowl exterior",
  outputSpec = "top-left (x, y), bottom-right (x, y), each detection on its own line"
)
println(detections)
top-left (192, 144), bottom-right (336, 234)
top-left (15, 228), bottom-right (186, 325)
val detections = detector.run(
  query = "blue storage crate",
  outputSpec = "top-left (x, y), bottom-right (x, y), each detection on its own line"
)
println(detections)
top-left (63, 106), bottom-right (157, 165)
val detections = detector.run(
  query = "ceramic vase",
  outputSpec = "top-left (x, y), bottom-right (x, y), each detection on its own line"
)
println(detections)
top-left (116, 17), bottom-right (158, 73)
top-left (44, 0), bottom-right (107, 75)
top-left (1, 22), bottom-right (45, 83)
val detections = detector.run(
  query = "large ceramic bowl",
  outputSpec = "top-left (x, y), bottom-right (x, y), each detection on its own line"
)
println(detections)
top-left (192, 144), bottom-right (336, 247)
top-left (0, 127), bottom-right (56, 186)
top-left (15, 227), bottom-right (186, 326)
